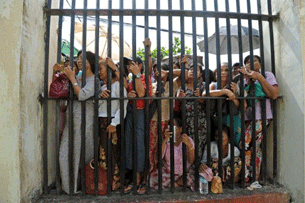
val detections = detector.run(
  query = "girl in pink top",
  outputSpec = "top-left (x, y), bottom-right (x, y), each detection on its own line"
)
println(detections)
top-left (150, 118), bottom-right (196, 191)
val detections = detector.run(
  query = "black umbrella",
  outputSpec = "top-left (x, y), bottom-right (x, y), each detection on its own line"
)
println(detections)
top-left (197, 25), bottom-right (260, 55)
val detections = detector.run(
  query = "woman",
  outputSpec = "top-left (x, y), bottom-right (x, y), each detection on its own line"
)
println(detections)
top-left (207, 62), bottom-right (242, 146)
top-left (150, 117), bottom-right (195, 190)
top-left (98, 58), bottom-right (128, 191)
top-left (179, 55), bottom-right (207, 158)
top-left (59, 51), bottom-right (96, 194)
top-left (149, 63), bottom-right (187, 172)
top-left (239, 55), bottom-right (279, 183)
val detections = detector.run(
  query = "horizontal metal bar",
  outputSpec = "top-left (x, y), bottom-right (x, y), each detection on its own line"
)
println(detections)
top-left (78, 16), bottom-right (205, 37)
top-left (46, 9), bottom-right (278, 21)
top-left (40, 96), bottom-right (283, 101)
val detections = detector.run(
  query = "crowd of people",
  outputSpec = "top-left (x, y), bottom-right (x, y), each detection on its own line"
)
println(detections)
top-left (51, 38), bottom-right (279, 195)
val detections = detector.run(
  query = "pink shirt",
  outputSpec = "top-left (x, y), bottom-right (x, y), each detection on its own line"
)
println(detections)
top-left (162, 137), bottom-right (194, 175)
top-left (245, 71), bottom-right (278, 120)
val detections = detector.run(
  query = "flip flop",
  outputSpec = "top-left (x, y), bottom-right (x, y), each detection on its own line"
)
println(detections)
top-left (124, 184), bottom-right (134, 194)
top-left (137, 183), bottom-right (147, 195)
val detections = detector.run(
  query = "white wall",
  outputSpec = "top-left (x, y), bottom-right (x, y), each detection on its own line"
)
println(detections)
top-left (0, 0), bottom-right (23, 202)
top-left (262, 1), bottom-right (305, 202)
top-left (0, 0), bottom-right (58, 202)
top-left (19, 0), bottom-right (48, 202)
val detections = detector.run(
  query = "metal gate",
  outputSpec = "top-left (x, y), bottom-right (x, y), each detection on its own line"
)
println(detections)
top-left (42, 0), bottom-right (279, 196)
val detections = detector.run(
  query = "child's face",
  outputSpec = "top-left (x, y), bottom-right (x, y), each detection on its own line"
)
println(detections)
top-left (215, 130), bottom-right (229, 147)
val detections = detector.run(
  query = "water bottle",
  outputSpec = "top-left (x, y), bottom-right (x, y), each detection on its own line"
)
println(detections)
top-left (199, 175), bottom-right (209, 195)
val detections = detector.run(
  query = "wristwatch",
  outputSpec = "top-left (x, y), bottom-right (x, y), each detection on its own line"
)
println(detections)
top-left (73, 82), bottom-right (78, 86)
top-left (135, 72), bottom-right (142, 79)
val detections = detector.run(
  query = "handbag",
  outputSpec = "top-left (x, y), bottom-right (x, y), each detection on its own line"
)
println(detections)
top-left (49, 73), bottom-right (70, 98)
top-left (85, 159), bottom-right (108, 195)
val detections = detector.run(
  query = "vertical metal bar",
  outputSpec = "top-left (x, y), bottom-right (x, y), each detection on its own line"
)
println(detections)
top-left (257, 0), bottom-right (267, 184)
top-left (179, 0), bottom-right (188, 193)
top-left (168, 0), bottom-right (175, 193)
top-left (203, 1), bottom-right (211, 193)
top-left (225, 0), bottom-right (235, 189)
top-left (43, 0), bottom-right (52, 194)
top-left (247, 0), bottom-right (257, 182)
top-left (107, 0), bottom-right (113, 196)
top-left (94, 0), bottom-right (100, 195)
top-left (80, 0), bottom-right (88, 194)
top-left (55, 100), bottom-right (61, 194)
top-left (132, 0), bottom-right (138, 195)
top-left (156, 0), bottom-right (163, 194)
top-left (191, 0), bottom-right (199, 192)
top-left (236, 0), bottom-right (246, 188)
top-left (119, 0), bottom-right (125, 196)
top-left (214, 0), bottom-right (223, 180)
top-left (144, 0), bottom-right (150, 194)
top-left (68, 0), bottom-right (76, 195)
top-left (268, 0), bottom-right (277, 183)
top-left (55, 0), bottom-right (64, 194)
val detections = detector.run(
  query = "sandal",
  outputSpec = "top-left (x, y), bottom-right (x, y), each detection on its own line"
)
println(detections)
top-left (137, 183), bottom-right (147, 195)
top-left (124, 184), bottom-right (133, 194)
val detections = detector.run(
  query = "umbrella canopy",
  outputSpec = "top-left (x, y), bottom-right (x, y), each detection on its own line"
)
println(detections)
top-left (74, 22), bottom-right (132, 61)
top-left (61, 39), bottom-right (79, 57)
top-left (197, 25), bottom-right (260, 55)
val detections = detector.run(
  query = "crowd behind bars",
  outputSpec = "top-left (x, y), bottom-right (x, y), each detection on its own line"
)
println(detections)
top-left (51, 37), bottom-right (279, 195)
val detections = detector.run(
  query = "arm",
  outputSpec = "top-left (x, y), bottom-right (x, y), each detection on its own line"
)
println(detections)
top-left (64, 66), bottom-right (81, 97)
top-left (130, 63), bottom-right (145, 97)
top-left (257, 73), bottom-right (279, 99)
top-left (203, 89), bottom-right (240, 107)
top-left (106, 57), bottom-right (120, 80)
top-left (182, 134), bottom-right (195, 165)
top-left (162, 129), bottom-right (172, 158)
top-left (52, 63), bottom-right (62, 82)
top-left (143, 38), bottom-right (152, 75)
top-left (134, 77), bottom-right (145, 98)
top-left (109, 83), bottom-right (127, 126)
top-left (240, 68), bottom-right (279, 99)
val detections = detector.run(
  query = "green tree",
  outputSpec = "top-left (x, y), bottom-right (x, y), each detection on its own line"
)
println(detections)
top-left (136, 37), bottom-right (192, 61)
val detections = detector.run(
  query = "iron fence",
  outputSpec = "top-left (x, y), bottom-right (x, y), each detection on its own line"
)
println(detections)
top-left (42, 0), bottom-right (279, 196)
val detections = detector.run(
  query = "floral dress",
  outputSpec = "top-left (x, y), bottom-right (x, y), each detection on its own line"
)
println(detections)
top-left (184, 81), bottom-right (207, 158)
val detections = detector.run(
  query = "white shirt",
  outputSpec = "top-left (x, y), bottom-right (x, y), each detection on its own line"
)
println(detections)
top-left (202, 141), bottom-right (240, 166)
top-left (98, 81), bottom-right (128, 126)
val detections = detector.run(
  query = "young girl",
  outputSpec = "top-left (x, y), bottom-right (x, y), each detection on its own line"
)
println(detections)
top-left (202, 125), bottom-right (241, 182)
top-left (150, 117), bottom-right (195, 191)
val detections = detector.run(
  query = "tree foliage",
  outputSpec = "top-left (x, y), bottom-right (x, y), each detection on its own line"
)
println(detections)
top-left (137, 37), bottom-right (192, 61)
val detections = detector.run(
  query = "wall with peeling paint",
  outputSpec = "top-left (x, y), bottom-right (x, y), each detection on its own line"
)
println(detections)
top-left (0, 1), bottom-right (23, 202)
top-left (262, 1), bottom-right (305, 202)
top-left (19, 0), bottom-right (46, 202)
top-left (0, 0), bottom-right (58, 202)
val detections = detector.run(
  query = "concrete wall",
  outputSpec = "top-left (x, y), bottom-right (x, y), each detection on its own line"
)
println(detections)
top-left (0, 0), bottom-right (58, 202)
top-left (19, 0), bottom-right (47, 202)
top-left (262, 1), bottom-right (305, 202)
top-left (0, 1), bottom-right (23, 202)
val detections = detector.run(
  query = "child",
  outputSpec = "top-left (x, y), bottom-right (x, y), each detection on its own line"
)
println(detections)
top-left (202, 125), bottom-right (241, 182)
